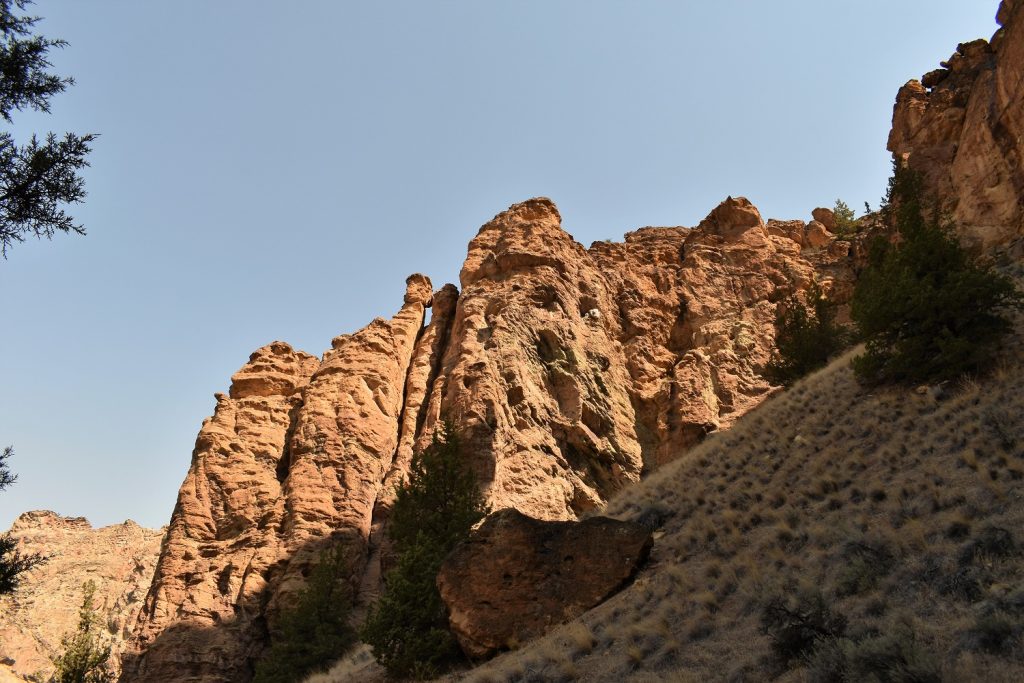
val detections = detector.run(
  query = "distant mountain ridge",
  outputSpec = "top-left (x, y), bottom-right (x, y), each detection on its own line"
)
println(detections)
top-left (0, 511), bottom-right (163, 682)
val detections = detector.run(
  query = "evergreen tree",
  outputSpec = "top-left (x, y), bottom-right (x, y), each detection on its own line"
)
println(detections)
top-left (361, 421), bottom-right (488, 679)
top-left (0, 446), bottom-right (45, 595)
top-left (50, 580), bottom-right (112, 683)
top-left (253, 543), bottom-right (357, 683)
top-left (832, 198), bottom-right (859, 236)
top-left (0, 0), bottom-right (94, 258)
top-left (851, 165), bottom-right (1022, 384)
top-left (765, 280), bottom-right (848, 386)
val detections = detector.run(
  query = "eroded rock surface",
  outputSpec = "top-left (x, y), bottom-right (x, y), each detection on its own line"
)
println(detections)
top-left (426, 198), bottom-right (645, 519)
top-left (436, 508), bottom-right (652, 659)
top-left (591, 197), bottom-right (822, 468)
top-left (121, 196), bottom-right (855, 681)
top-left (888, 0), bottom-right (1024, 253)
top-left (0, 511), bottom-right (162, 682)
top-left (122, 277), bottom-right (433, 683)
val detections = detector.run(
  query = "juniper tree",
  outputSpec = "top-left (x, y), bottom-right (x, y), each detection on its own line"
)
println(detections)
top-left (253, 543), bottom-right (357, 683)
top-left (0, 446), bottom-right (45, 595)
top-left (851, 164), bottom-right (1022, 384)
top-left (832, 198), bottom-right (859, 236)
top-left (0, 0), bottom-right (94, 258)
top-left (765, 280), bottom-right (848, 386)
top-left (361, 421), bottom-right (488, 679)
top-left (50, 580), bottom-right (112, 683)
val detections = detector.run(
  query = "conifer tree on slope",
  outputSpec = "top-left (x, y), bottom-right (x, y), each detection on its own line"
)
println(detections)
top-left (50, 580), bottom-right (113, 683)
top-left (253, 543), bottom-right (357, 683)
top-left (851, 164), bottom-right (1022, 384)
top-left (362, 421), bottom-right (488, 679)
top-left (765, 279), bottom-right (848, 386)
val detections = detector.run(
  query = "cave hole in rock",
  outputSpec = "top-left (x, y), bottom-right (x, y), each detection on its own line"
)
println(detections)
top-left (578, 295), bottom-right (600, 317)
top-left (530, 284), bottom-right (563, 311)
top-left (217, 565), bottom-right (233, 595)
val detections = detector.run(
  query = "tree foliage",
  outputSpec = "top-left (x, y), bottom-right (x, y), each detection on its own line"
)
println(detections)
top-left (765, 281), bottom-right (848, 386)
top-left (0, 446), bottom-right (45, 595)
top-left (361, 421), bottom-right (488, 679)
top-left (0, 0), bottom-right (94, 257)
top-left (50, 580), bottom-right (113, 683)
top-left (851, 165), bottom-right (1023, 385)
top-left (832, 198), bottom-right (859, 236)
top-left (253, 543), bottom-right (357, 683)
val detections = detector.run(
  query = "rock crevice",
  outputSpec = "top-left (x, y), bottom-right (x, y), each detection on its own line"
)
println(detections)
top-left (888, 0), bottom-right (1024, 253)
top-left (120, 194), bottom-right (856, 681)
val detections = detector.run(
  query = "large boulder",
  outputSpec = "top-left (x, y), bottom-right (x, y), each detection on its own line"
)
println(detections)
top-left (804, 220), bottom-right (834, 249)
top-left (436, 508), bottom-right (653, 659)
top-left (811, 207), bottom-right (836, 232)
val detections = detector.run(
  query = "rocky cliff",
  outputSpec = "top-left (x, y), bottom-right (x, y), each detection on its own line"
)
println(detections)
top-left (0, 511), bottom-right (163, 682)
top-left (889, 0), bottom-right (1024, 255)
top-left (12, 4), bottom-right (1017, 680)
top-left (119, 195), bottom-right (855, 682)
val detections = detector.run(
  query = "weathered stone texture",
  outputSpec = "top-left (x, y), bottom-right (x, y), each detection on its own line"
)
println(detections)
top-left (120, 196), bottom-right (854, 681)
top-left (888, 1), bottom-right (1024, 253)
top-left (0, 512), bottom-right (162, 682)
top-left (436, 508), bottom-right (652, 659)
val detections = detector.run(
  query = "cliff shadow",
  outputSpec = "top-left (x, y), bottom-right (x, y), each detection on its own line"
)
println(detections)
top-left (119, 533), bottom-right (368, 683)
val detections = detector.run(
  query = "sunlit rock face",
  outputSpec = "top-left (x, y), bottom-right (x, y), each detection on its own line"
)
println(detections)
top-left (0, 511), bottom-right (163, 682)
top-left (121, 277), bottom-right (430, 683)
top-left (888, 0), bottom-right (1024, 255)
top-left (120, 195), bottom-right (855, 681)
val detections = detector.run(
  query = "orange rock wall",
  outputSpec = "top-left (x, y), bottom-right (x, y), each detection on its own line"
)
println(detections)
top-left (888, 0), bottom-right (1024, 254)
top-left (121, 196), bottom-right (853, 682)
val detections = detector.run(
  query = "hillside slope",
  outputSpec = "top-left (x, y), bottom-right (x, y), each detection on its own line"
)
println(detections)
top-left (313, 268), bottom-right (1024, 682)
top-left (450, 281), bottom-right (1024, 682)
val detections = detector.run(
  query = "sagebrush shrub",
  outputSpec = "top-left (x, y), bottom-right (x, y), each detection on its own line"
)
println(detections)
top-left (761, 591), bottom-right (846, 666)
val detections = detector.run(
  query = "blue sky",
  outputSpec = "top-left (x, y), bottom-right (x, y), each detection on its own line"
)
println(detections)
top-left (0, 1), bottom-right (1001, 529)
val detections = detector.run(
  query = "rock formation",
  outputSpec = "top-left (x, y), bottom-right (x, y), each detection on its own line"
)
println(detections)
top-left (436, 508), bottom-right (652, 659)
top-left (121, 278), bottom-right (431, 683)
top-left (888, 0), bottom-right (1024, 254)
top-left (120, 195), bottom-right (855, 681)
top-left (0, 511), bottom-right (162, 682)
top-left (6, 5), bottom-right (1022, 680)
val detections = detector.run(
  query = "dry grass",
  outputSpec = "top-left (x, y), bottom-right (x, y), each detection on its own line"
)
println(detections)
top-left (312, 293), bottom-right (1024, 682)
top-left (304, 645), bottom-right (383, 683)
top-left (441, 308), bottom-right (1024, 681)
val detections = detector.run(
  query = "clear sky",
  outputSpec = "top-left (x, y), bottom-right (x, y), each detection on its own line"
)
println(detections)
top-left (0, 1), bottom-right (1001, 530)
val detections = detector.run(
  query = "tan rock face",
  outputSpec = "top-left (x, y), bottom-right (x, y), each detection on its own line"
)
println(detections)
top-left (428, 198), bottom-right (645, 519)
top-left (120, 341), bottom-right (319, 683)
top-left (804, 220), bottom-right (834, 249)
top-left (888, 1), bottom-right (1024, 253)
top-left (122, 276), bottom-right (432, 683)
top-left (436, 508), bottom-right (652, 659)
top-left (591, 197), bottom-right (822, 468)
top-left (121, 196), bottom-right (855, 681)
top-left (812, 207), bottom-right (836, 231)
top-left (0, 511), bottom-right (162, 682)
